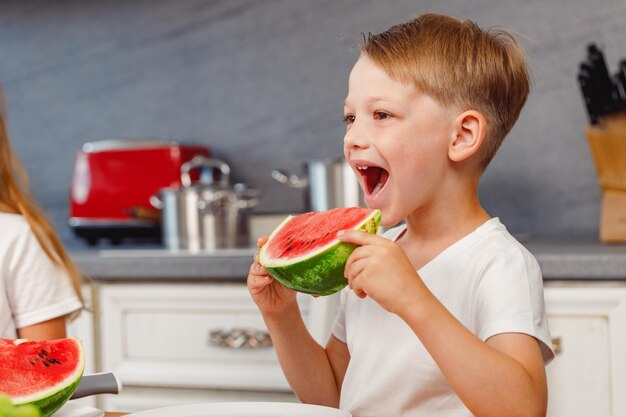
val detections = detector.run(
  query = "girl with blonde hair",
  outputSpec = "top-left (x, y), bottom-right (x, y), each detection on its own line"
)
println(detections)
top-left (0, 87), bottom-right (83, 340)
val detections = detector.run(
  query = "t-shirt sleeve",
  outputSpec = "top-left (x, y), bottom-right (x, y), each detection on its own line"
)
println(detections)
top-left (5, 222), bottom-right (82, 329)
top-left (331, 288), bottom-right (348, 343)
top-left (474, 246), bottom-right (555, 364)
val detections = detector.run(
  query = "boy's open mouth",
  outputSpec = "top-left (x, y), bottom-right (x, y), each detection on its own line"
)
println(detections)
top-left (356, 165), bottom-right (389, 195)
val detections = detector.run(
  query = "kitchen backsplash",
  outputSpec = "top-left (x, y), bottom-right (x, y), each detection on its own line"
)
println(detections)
top-left (2, 0), bottom-right (626, 241)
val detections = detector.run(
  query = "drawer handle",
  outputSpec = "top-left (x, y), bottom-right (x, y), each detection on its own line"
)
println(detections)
top-left (209, 328), bottom-right (272, 349)
top-left (551, 337), bottom-right (562, 355)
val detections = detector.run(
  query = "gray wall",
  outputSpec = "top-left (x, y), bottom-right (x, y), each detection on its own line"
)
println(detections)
top-left (1, 0), bottom-right (625, 242)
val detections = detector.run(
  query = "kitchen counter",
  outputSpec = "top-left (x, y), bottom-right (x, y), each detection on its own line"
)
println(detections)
top-left (69, 240), bottom-right (626, 281)
top-left (525, 240), bottom-right (626, 281)
top-left (71, 247), bottom-right (257, 280)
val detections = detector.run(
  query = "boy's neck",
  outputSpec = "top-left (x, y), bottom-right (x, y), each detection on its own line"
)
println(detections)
top-left (399, 180), bottom-right (490, 266)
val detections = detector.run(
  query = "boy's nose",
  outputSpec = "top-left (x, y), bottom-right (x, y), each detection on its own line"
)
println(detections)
top-left (343, 122), bottom-right (370, 150)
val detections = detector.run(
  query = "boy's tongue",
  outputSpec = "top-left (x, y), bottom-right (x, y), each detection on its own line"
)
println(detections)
top-left (364, 166), bottom-right (389, 194)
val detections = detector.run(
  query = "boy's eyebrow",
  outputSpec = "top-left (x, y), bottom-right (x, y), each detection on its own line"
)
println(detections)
top-left (344, 96), bottom-right (398, 107)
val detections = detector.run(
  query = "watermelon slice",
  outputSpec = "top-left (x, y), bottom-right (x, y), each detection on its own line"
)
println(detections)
top-left (259, 207), bottom-right (381, 296)
top-left (0, 338), bottom-right (85, 417)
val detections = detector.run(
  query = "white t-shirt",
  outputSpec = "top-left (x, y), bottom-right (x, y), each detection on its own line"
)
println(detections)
top-left (0, 212), bottom-right (82, 338)
top-left (331, 218), bottom-right (553, 417)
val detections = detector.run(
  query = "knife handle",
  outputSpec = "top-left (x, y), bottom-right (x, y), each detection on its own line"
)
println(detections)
top-left (70, 372), bottom-right (122, 399)
top-left (578, 72), bottom-right (599, 124)
top-left (616, 60), bottom-right (626, 102)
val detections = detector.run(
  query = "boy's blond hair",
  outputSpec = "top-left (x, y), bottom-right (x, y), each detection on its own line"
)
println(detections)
top-left (361, 13), bottom-right (531, 168)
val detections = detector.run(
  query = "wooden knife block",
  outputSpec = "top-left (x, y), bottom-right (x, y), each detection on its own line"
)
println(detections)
top-left (586, 116), bottom-right (626, 243)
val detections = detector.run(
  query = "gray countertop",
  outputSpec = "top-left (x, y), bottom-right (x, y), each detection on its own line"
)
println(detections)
top-left (72, 247), bottom-right (257, 281)
top-left (69, 240), bottom-right (626, 282)
top-left (525, 240), bottom-right (626, 281)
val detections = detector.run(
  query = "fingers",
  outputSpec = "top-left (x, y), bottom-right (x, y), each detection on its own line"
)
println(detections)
top-left (248, 268), bottom-right (272, 292)
top-left (337, 229), bottom-right (384, 246)
top-left (344, 246), bottom-right (372, 299)
top-left (354, 288), bottom-right (367, 299)
top-left (257, 235), bottom-right (269, 248)
top-left (248, 249), bottom-right (272, 291)
top-left (346, 257), bottom-right (367, 278)
top-left (250, 261), bottom-right (268, 277)
top-left (345, 258), bottom-right (368, 299)
top-left (345, 257), bottom-right (367, 285)
top-left (344, 245), bottom-right (371, 277)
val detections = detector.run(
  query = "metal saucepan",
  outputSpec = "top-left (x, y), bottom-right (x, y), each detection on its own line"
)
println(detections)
top-left (151, 156), bottom-right (259, 251)
top-left (272, 157), bottom-right (363, 212)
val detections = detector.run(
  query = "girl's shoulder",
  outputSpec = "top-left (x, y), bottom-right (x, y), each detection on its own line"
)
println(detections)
top-left (0, 212), bottom-right (31, 240)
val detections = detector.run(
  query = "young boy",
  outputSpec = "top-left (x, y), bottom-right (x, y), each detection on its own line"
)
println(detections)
top-left (248, 13), bottom-right (553, 417)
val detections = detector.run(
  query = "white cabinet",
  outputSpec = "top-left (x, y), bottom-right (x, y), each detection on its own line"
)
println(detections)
top-left (96, 282), bottom-right (339, 412)
top-left (90, 279), bottom-right (626, 414)
top-left (544, 284), bottom-right (626, 417)
top-left (66, 283), bottom-right (97, 408)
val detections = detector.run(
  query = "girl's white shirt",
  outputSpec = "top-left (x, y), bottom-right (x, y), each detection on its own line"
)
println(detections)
top-left (0, 212), bottom-right (82, 338)
top-left (332, 217), bottom-right (553, 417)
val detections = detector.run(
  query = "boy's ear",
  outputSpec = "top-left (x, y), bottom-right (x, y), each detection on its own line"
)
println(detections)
top-left (448, 110), bottom-right (487, 163)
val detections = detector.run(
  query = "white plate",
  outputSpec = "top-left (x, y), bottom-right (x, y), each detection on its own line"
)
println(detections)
top-left (53, 402), bottom-right (104, 417)
top-left (125, 402), bottom-right (351, 417)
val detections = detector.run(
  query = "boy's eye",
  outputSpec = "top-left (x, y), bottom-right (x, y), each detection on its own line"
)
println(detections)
top-left (343, 115), bottom-right (355, 125)
top-left (373, 111), bottom-right (391, 120)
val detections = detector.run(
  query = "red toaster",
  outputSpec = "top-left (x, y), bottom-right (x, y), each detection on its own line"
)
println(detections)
top-left (69, 139), bottom-right (210, 245)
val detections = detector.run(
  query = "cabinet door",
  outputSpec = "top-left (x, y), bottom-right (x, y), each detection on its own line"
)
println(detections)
top-left (545, 315), bottom-right (610, 417)
top-left (66, 283), bottom-right (96, 407)
top-left (545, 285), bottom-right (626, 417)
top-left (98, 282), bottom-right (338, 392)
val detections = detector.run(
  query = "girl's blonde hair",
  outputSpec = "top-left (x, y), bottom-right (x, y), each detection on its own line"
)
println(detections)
top-left (0, 89), bottom-right (83, 305)
top-left (361, 13), bottom-right (532, 168)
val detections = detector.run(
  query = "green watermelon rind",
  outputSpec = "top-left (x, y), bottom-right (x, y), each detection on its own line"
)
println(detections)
top-left (12, 338), bottom-right (85, 417)
top-left (262, 209), bottom-right (381, 296)
top-left (28, 376), bottom-right (82, 417)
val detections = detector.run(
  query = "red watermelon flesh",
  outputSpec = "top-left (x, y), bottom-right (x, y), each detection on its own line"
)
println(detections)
top-left (0, 338), bottom-right (85, 417)
top-left (264, 207), bottom-right (375, 260)
top-left (259, 207), bottom-right (381, 296)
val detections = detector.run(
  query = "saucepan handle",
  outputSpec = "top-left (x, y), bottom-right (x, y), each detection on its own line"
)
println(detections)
top-left (181, 156), bottom-right (231, 188)
top-left (271, 169), bottom-right (308, 189)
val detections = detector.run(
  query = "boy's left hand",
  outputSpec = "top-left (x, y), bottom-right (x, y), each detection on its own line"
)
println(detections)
top-left (338, 230), bottom-right (424, 315)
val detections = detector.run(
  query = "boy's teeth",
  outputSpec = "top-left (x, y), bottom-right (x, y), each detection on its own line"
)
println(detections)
top-left (372, 181), bottom-right (382, 194)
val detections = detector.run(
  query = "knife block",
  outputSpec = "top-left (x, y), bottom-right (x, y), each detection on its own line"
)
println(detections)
top-left (586, 116), bottom-right (626, 243)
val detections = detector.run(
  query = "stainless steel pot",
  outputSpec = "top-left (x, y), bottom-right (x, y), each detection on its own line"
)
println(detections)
top-left (151, 156), bottom-right (259, 251)
top-left (272, 157), bottom-right (364, 212)
top-left (197, 182), bottom-right (259, 250)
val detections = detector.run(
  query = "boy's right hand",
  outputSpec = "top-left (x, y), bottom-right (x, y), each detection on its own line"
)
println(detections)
top-left (248, 236), bottom-right (297, 316)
